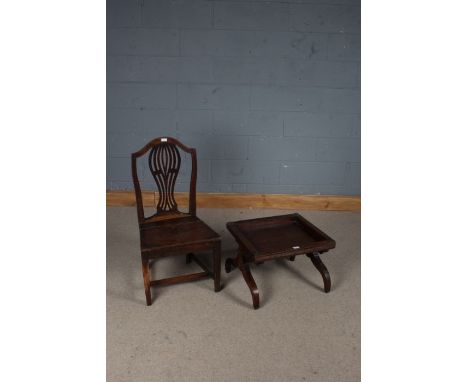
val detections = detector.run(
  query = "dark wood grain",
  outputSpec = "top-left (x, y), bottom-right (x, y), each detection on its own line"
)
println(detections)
top-left (150, 272), bottom-right (209, 287)
top-left (225, 214), bottom-right (335, 309)
top-left (238, 249), bottom-right (259, 309)
top-left (148, 142), bottom-right (181, 213)
top-left (307, 252), bottom-right (331, 293)
top-left (132, 137), bottom-right (221, 306)
top-left (142, 259), bottom-right (151, 306)
top-left (213, 241), bottom-right (221, 292)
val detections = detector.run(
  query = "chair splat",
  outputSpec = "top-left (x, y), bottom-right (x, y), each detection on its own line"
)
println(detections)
top-left (148, 143), bottom-right (181, 214)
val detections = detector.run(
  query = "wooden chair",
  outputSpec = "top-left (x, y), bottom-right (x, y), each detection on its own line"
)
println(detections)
top-left (131, 137), bottom-right (221, 306)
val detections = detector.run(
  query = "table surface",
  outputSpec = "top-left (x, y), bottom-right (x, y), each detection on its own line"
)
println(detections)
top-left (226, 213), bottom-right (336, 259)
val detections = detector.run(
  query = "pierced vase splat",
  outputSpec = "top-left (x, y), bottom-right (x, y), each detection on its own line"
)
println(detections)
top-left (148, 142), bottom-right (181, 213)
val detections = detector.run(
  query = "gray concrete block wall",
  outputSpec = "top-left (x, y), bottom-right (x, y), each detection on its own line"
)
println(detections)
top-left (107, 0), bottom-right (361, 195)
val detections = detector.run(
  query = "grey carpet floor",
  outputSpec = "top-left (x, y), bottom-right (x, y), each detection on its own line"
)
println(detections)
top-left (107, 207), bottom-right (360, 382)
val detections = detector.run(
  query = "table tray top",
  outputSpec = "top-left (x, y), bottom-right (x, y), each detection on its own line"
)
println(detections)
top-left (226, 213), bottom-right (335, 259)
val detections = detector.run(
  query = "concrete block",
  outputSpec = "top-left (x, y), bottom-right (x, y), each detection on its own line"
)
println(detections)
top-left (107, 0), bottom-right (140, 27)
top-left (109, 181), bottom-right (131, 190)
top-left (352, 114), bottom-right (361, 136)
top-left (106, 0), bottom-right (361, 195)
top-left (211, 57), bottom-right (267, 84)
top-left (213, 111), bottom-right (283, 136)
top-left (107, 83), bottom-right (176, 109)
top-left (212, 57), bottom-right (358, 87)
top-left (107, 108), bottom-right (176, 133)
top-left (181, 30), bottom-right (253, 57)
top-left (181, 30), bottom-right (327, 60)
top-left (280, 162), bottom-right (346, 185)
top-left (327, 33), bottom-right (361, 61)
top-left (246, 31), bottom-right (328, 59)
top-left (283, 112), bottom-right (360, 137)
top-left (357, 62), bottom-right (360, 88)
top-left (251, 85), bottom-right (322, 112)
top-left (321, 88), bottom-right (360, 113)
top-left (177, 84), bottom-right (250, 110)
top-left (344, 161), bottom-right (360, 195)
top-left (314, 138), bottom-right (361, 162)
top-left (248, 136), bottom-right (317, 161)
top-left (107, 156), bottom-right (142, 182)
top-left (107, 132), bottom-right (150, 157)
top-left (174, 181), bottom-right (221, 195)
top-left (256, 31), bottom-right (327, 59)
top-left (107, 56), bottom-right (213, 83)
top-left (290, 4), bottom-right (361, 33)
top-left (308, 185), bottom-right (347, 195)
top-left (212, 0), bottom-right (360, 3)
top-left (280, 59), bottom-right (359, 87)
top-left (110, 180), bottom-right (154, 191)
top-left (212, 160), bottom-right (280, 184)
top-left (107, 28), bottom-right (179, 55)
top-left (175, 110), bottom-right (213, 135)
top-left (214, 2), bottom-right (289, 30)
top-left (142, 0), bottom-right (212, 28)
top-left (322, 0), bottom-right (361, 4)
top-left (176, 134), bottom-right (248, 160)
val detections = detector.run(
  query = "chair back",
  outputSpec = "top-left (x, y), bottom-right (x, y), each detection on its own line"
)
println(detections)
top-left (131, 137), bottom-right (197, 225)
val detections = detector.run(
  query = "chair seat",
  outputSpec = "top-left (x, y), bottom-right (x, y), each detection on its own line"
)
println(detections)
top-left (140, 215), bottom-right (220, 253)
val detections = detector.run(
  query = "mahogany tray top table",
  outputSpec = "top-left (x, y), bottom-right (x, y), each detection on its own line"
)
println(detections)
top-left (225, 213), bottom-right (336, 309)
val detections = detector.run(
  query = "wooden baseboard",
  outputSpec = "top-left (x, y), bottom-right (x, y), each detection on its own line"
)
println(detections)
top-left (106, 191), bottom-right (360, 211)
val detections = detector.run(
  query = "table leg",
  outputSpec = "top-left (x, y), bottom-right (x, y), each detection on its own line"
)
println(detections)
top-left (237, 251), bottom-right (259, 309)
top-left (226, 250), bottom-right (259, 309)
top-left (307, 252), bottom-right (331, 293)
top-left (225, 257), bottom-right (237, 273)
top-left (213, 242), bottom-right (221, 292)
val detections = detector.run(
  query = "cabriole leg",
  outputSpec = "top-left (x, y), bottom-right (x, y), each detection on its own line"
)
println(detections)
top-left (238, 252), bottom-right (260, 309)
top-left (307, 252), bottom-right (331, 293)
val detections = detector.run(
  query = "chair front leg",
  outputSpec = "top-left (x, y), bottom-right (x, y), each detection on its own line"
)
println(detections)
top-left (141, 257), bottom-right (152, 305)
top-left (213, 241), bottom-right (221, 292)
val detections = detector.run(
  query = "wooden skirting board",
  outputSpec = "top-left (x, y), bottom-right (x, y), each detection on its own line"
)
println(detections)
top-left (107, 191), bottom-right (360, 211)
